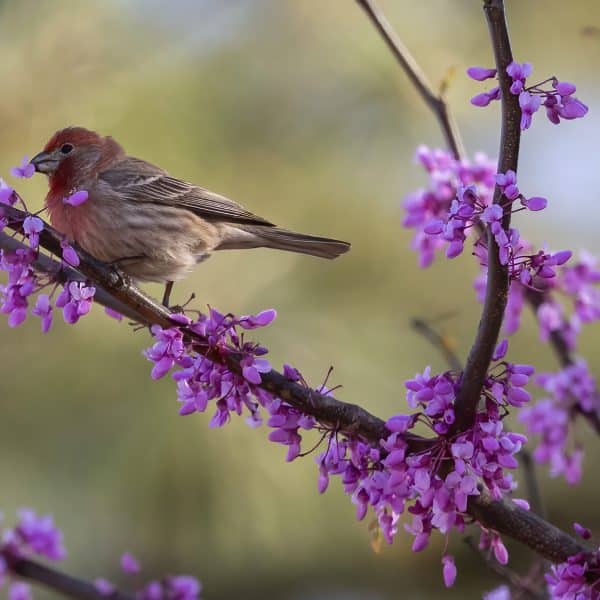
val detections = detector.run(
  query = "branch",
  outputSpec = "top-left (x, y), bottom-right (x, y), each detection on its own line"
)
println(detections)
top-left (355, 0), bottom-right (465, 159)
top-left (411, 317), bottom-right (547, 522)
top-left (519, 449), bottom-right (545, 519)
top-left (0, 204), bottom-right (428, 450)
top-left (468, 490), bottom-right (587, 564)
top-left (452, 0), bottom-right (521, 430)
top-left (411, 317), bottom-right (463, 372)
top-left (357, 0), bottom-right (600, 435)
top-left (4, 553), bottom-right (134, 600)
top-left (357, 0), bottom-right (520, 431)
top-left (0, 206), bottom-right (589, 567)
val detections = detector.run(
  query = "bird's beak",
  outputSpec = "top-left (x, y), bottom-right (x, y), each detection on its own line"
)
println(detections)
top-left (30, 151), bottom-right (60, 174)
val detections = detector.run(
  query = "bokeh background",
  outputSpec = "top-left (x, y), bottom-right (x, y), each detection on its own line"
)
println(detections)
top-left (1, 1), bottom-right (599, 598)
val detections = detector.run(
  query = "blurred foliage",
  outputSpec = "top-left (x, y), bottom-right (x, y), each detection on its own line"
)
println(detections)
top-left (1, 0), bottom-right (600, 598)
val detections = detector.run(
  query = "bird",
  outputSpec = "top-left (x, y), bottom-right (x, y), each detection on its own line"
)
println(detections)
top-left (30, 127), bottom-right (350, 306)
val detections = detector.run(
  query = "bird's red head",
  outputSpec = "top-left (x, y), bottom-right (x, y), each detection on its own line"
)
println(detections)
top-left (31, 126), bottom-right (124, 192)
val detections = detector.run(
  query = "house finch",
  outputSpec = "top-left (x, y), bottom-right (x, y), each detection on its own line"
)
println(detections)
top-left (30, 127), bottom-right (350, 305)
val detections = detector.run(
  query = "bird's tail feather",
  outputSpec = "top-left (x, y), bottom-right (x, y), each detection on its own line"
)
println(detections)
top-left (220, 226), bottom-right (350, 259)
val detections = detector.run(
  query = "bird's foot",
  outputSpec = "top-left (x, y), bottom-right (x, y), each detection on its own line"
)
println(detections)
top-left (167, 292), bottom-right (196, 314)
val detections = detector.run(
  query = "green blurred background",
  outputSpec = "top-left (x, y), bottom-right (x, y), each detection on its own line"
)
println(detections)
top-left (1, 1), bottom-right (599, 598)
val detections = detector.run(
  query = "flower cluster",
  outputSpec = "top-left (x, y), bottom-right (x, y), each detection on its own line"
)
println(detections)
top-left (520, 360), bottom-right (599, 484)
top-left (145, 308), bottom-right (317, 461)
top-left (96, 551), bottom-right (202, 600)
top-left (474, 231), bottom-right (572, 293)
top-left (0, 509), bottom-right (66, 600)
top-left (402, 146), bottom-right (495, 266)
top-left (315, 343), bottom-right (532, 587)
top-left (0, 509), bottom-right (202, 600)
top-left (403, 147), bottom-right (570, 291)
top-left (468, 62), bottom-right (588, 130)
top-left (546, 538), bottom-right (600, 600)
top-left (0, 191), bottom-right (96, 331)
top-left (0, 248), bottom-right (37, 327)
top-left (535, 251), bottom-right (600, 350)
top-left (144, 302), bottom-right (537, 588)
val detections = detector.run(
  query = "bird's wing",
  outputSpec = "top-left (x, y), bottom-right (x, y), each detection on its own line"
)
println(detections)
top-left (99, 157), bottom-right (274, 227)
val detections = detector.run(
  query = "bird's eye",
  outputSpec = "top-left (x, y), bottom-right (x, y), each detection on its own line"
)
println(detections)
top-left (60, 143), bottom-right (74, 155)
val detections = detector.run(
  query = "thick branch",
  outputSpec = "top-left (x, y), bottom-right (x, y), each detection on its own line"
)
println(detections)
top-left (355, 0), bottom-right (465, 158)
top-left (4, 553), bottom-right (134, 600)
top-left (452, 0), bottom-right (521, 431)
top-left (0, 206), bottom-right (588, 568)
top-left (0, 204), bottom-right (420, 447)
top-left (469, 491), bottom-right (585, 564)
top-left (356, 0), bottom-right (600, 436)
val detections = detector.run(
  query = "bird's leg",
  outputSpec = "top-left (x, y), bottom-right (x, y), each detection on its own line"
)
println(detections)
top-left (162, 281), bottom-right (174, 307)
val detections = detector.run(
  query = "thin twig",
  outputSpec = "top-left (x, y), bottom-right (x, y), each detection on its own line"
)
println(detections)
top-left (464, 536), bottom-right (545, 600)
top-left (355, 0), bottom-right (465, 158)
top-left (411, 317), bottom-right (463, 371)
top-left (4, 553), bottom-right (134, 600)
top-left (519, 449), bottom-right (545, 519)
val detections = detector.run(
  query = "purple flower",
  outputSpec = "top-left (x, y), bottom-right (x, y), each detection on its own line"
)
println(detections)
top-left (442, 555), bottom-right (456, 587)
top-left (32, 294), bottom-right (53, 333)
top-left (483, 585), bottom-right (511, 600)
top-left (559, 95), bottom-right (588, 120)
top-left (55, 281), bottom-right (95, 324)
top-left (10, 156), bottom-right (35, 179)
top-left (63, 190), bottom-right (89, 206)
top-left (145, 326), bottom-right (186, 379)
top-left (467, 66), bottom-right (497, 81)
top-left (0, 179), bottom-right (16, 206)
top-left (22, 216), bottom-right (43, 250)
top-left (139, 581), bottom-right (163, 600)
top-left (471, 87), bottom-right (501, 107)
top-left (503, 58), bottom-right (587, 129)
top-left (546, 552), bottom-right (594, 599)
top-left (493, 339), bottom-right (508, 360)
top-left (8, 582), bottom-right (32, 600)
top-left (521, 196), bottom-right (547, 211)
top-left (121, 552), bottom-right (141, 574)
top-left (0, 249), bottom-right (36, 328)
top-left (519, 92), bottom-right (542, 130)
top-left (139, 576), bottom-right (202, 600)
top-left (238, 308), bottom-right (277, 329)
top-left (241, 357), bottom-right (271, 384)
top-left (520, 397), bottom-right (582, 484)
top-left (60, 239), bottom-right (80, 267)
top-left (506, 61), bottom-right (533, 82)
top-left (573, 522), bottom-right (592, 540)
top-left (495, 170), bottom-right (519, 200)
top-left (104, 306), bottom-right (124, 321)
top-left (12, 508), bottom-right (66, 560)
top-left (165, 575), bottom-right (202, 600)
top-left (94, 579), bottom-right (116, 596)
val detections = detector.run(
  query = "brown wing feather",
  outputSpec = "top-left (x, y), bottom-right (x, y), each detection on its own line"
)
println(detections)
top-left (99, 157), bottom-right (274, 227)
